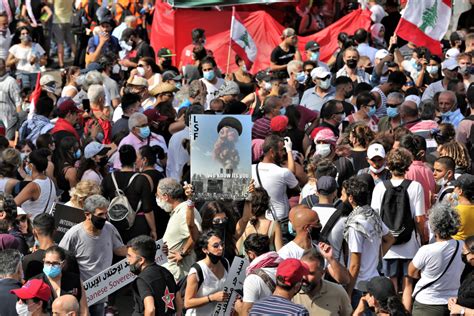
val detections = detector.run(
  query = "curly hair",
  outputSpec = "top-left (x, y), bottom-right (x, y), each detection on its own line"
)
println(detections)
top-left (386, 148), bottom-right (413, 176)
top-left (195, 229), bottom-right (221, 260)
top-left (349, 123), bottom-right (375, 148)
top-left (344, 176), bottom-right (369, 207)
top-left (429, 202), bottom-right (460, 239)
top-left (433, 123), bottom-right (456, 145)
top-left (438, 141), bottom-right (471, 171)
top-left (249, 188), bottom-right (270, 226)
top-left (69, 180), bottom-right (102, 209)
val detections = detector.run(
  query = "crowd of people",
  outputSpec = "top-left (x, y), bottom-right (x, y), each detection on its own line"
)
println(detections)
top-left (0, 0), bottom-right (473, 315)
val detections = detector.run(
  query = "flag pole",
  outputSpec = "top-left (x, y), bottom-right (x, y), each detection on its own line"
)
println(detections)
top-left (226, 6), bottom-right (235, 76)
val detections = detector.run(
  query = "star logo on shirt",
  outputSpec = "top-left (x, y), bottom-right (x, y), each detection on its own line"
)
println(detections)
top-left (162, 286), bottom-right (175, 312)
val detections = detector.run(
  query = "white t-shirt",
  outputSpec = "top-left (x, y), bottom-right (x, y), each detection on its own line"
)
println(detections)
top-left (347, 223), bottom-right (390, 290)
top-left (278, 241), bottom-right (305, 260)
top-left (243, 267), bottom-right (276, 303)
top-left (312, 204), bottom-right (337, 228)
top-left (328, 217), bottom-right (347, 264)
top-left (9, 43), bottom-right (45, 73)
top-left (412, 239), bottom-right (464, 305)
top-left (371, 179), bottom-right (425, 259)
top-left (200, 78), bottom-right (225, 110)
top-left (300, 181), bottom-right (316, 201)
top-left (166, 127), bottom-right (190, 181)
top-left (252, 163), bottom-right (299, 221)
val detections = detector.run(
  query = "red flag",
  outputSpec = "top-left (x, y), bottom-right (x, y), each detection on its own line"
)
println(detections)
top-left (29, 72), bottom-right (42, 115)
top-left (230, 7), bottom-right (257, 70)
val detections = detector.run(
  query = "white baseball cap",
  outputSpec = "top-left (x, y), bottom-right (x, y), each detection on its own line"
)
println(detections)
top-left (445, 48), bottom-right (460, 60)
top-left (405, 95), bottom-right (421, 107)
top-left (311, 67), bottom-right (331, 80)
top-left (367, 143), bottom-right (386, 159)
top-left (441, 58), bottom-right (459, 70)
top-left (375, 49), bottom-right (389, 60)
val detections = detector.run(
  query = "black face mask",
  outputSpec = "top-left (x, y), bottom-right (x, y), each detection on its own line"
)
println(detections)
top-left (344, 89), bottom-right (353, 99)
top-left (346, 59), bottom-right (358, 69)
top-left (129, 262), bottom-right (142, 275)
top-left (98, 156), bottom-right (109, 167)
top-left (308, 226), bottom-right (322, 241)
top-left (91, 215), bottom-right (106, 230)
top-left (162, 59), bottom-right (172, 68)
top-left (208, 252), bottom-right (222, 264)
top-left (365, 66), bottom-right (374, 74)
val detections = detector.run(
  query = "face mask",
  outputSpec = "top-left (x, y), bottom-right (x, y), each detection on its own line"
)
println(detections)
top-left (112, 64), bottom-right (121, 74)
top-left (119, 41), bottom-right (132, 51)
top-left (367, 106), bottom-right (376, 117)
top-left (426, 65), bottom-right (439, 75)
top-left (263, 82), bottom-right (272, 91)
top-left (137, 67), bottom-right (145, 77)
top-left (296, 71), bottom-right (307, 84)
top-left (175, 82), bottom-right (182, 90)
top-left (307, 226), bottom-right (321, 241)
top-left (129, 262), bottom-right (142, 275)
top-left (369, 165), bottom-right (385, 174)
top-left (280, 107), bottom-right (286, 115)
top-left (301, 280), bottom-right (317, 293)
top-left (319, 78), bottom-right (331, 90)
top-left (291, 96), bottom-right (300, 106)
top-left (451, 192), bottom-right (459, 201)
top-left (138, 126), bottom-right (151, 139)
top-left (15, 301), bottom-right (30, 316)
top-left (315, 144), bottom-right (331, 158)
top-left (441, 111), bottom-right (452, 119)
top-left (43, 264), bottom-right (62, 278)
top-left (365, 66), bottom-right (374, 74)
top-left (435, 177), bottom-right (448, 186)
top-left (459, 65), bottom-right (470, 75)
top-left (410, 58), bottom-right (421, 71)
top-left (157, 198), bottom-right (173, 213)
top-left (127, 40), bottom-right (134, 47)
top-left (74, 149), bottom-right (81, 160)
top-left (387, 106), bottom-right (399, 118)
top-left (241, 64), bottom-right (247, 72)
top-left (25, 164), bottom-right (33, 177)
top-left (91, 215), bottom-right (106, 230)
top-left (344, 88), bottom-right (353, 99)
top-left (20, 34), bottom-right (31, 43)
top-left (207, 252), bottom-right (222, 264)
top-left (203, 70), bottom-right (215, 81)
top-left (346, 59), bottom-right (358, 69)
top-left (310, 52), bottom-right (320, 62)
top-left (98, 156), bottom-right (109, 167)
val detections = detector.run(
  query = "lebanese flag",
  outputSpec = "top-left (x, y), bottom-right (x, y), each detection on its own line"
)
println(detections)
top-left (395, 0), bottom-right (451, 56)
top-left (27, 72), bottom-right (42, 119)
top-left (230, 6), bottom-right (257, 69)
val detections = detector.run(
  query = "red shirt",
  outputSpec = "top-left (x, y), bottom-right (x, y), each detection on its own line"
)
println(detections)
top-left (405, 160), bottom-right (436, 212)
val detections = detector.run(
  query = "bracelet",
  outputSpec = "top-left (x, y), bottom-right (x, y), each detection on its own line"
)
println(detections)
top-left (207, 295), bottom-right (211, 303)
top-left (186, 199), bottom-right (194, 207)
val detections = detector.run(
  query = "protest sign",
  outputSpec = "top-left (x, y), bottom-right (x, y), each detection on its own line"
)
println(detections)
top-left (190, 115), bottom-right (252, 200)
top-left (213, 256), bottom-right (249, 316)
top-left (51, 203), bottom-right (86, 243)
top-left (84, 239), bottom-right (167, 306)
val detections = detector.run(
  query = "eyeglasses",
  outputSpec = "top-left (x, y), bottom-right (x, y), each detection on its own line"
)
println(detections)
top-left (137, 64), bottom-right (146, 67)
top-left (212, 217), bottom-right (228, 225)
top-left (334, 111), bottom-right (345, 115)
top-left (386, 103), bottom-right (401, 108)
top-left (210, 242), bottom-right (225, 249)
top-left (44, 260), bottom-right (63, 267)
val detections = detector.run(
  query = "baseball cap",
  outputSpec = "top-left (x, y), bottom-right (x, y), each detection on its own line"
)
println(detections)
top-left (255, 70), bottom-right (272, 82)
top-left (452, 174), bottom-right (474, 191)
top-left (57, 99), bottom-right (81, 116)
top-left (84, 141), bottom-right (111, 159)
top-left (149, 82), bottom-right (177, 96)
top-left (375, 49), bottom-right (389, 60)
top-left (276, 258), bottom-right (309, 287)
top-left (99, 16), bottom-right (115, 26)
top-left (11, 279), bottom-right (51, 302)
top-left (128, 76), bottom-right (148, 87)
top-left (270, 115), bottom-right (289, 132)
top-left (81, 62), bottom-right (102, 74)
top-left (311, 67), bottom-right (331, 80)
top-left (162, 70), bottom-right (182, 82)
top-left (313, 127), bottom-right (337, 145)
top-left (358, 277), bottom-right (396, 303)
top-left (441, 58), bottom-right (459, 71)
top-left (305, 40), bottom-right (320, 52)
top-left (40, 74), bottom-right (55, 86)
top-left (445, 48), bottom-right (460, 60)
top-left (144, 108), bottom-right (168, 124)
top-left (317, 176), bottom-right (337, 194)
top-left (367, 143), bottom-right (386, 159)
top-left (218, 81), bottom-right (240, 97)
top-left (157, 48), bottom-right (176, 58)
top-left (282, 28), bottom-right (296, 38)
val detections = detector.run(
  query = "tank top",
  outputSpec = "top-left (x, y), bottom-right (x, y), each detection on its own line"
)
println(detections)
top-left (371, 86), bottom-right (387, 117)
top-left (22, 177), bottom-right (56, 218)
top-left (232, 73), bottom-right (255, 97)
top-left (0, 177), bottom-right (10, 192)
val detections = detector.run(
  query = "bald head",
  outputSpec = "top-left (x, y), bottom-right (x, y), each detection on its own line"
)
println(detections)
top-left (289, 205), bottom-right (319, 231)
top-left (52, 294), bottom-right (79, 315)
top-left (399, 100), bottom-right (419, 120)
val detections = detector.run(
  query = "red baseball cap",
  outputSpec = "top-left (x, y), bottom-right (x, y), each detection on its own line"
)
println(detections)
top-left (11, 279), bottom-right (51, 302)
top-left (144, 108), bottom-right (168, 124)
top-left (270, 115), bottom-right (289, 133)
top-left (276, 258), bottom-right (309, 286)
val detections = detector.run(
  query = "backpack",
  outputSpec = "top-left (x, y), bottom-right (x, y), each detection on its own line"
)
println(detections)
top-left (107, 172), bottom-right (141, 230)
top-left (380, 180), bottom-right (414, 245)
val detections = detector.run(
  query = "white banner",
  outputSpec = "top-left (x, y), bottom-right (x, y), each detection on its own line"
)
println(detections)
top-left (84, 239), bottom-right (167, 306)
top-left (212, 257), bottom-right (249, 316)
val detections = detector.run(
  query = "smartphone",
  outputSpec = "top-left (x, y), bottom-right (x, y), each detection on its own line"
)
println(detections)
top-left (82, 99), bottom-right (90, 113)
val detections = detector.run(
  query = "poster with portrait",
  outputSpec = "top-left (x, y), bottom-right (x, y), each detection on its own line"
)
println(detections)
top-left (190, 114), bottom-right (252, 200)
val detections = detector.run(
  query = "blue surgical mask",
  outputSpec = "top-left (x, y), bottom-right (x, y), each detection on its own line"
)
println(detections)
top-left (291, 95), bottom-right (300, 106)
top-left (96, 132), bottom-right (104, 143)
top-left (74, 149), bottom-right (81, 160)
top-left (139, 126), bottom-right (151, 139)
top-left (319, 78), bottom-right (331, 90)
top-left (203, 70), bottom-right (215, 81)
top-left (43, 264), bottom-right (62, 278)
top-left (175, 82), bottom-right (182, 90)
top-left (25, 164), bottom-right (32, 177)
top-left (441, 111), bottom-right (452, 119)
top-left (387, 107), bottom-right (399, 118)
top-left (20, 152), bottom-right (28, 162)
top-left (280, 107), bottom-right (286, 115)
top-left (367, 106), bottom-right (376, 117)
top-left (296, 71), bottom-right (307, 84)
top-left (410, 58), bottom-right (421, 71)
top-left (241, 64), bottom-right (248, 72)
top-left (426, 65), bottom-right (439, 75)
top-left (310, 52), bottom-right (320, 62)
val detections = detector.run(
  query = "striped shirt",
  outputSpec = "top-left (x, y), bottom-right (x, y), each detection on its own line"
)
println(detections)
top-left (252, 116), bottom-right (271, 140)
top-left (249, 295), bottom-right (309, 316)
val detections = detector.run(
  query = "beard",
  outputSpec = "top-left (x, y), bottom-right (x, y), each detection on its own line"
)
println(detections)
top-left (157, 198), bottom-right (173, 213)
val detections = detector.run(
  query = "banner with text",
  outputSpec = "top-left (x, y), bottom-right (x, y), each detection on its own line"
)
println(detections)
top-left (84, 239), bottom-right (167, 306)
top-left (213, 257), bottom-right (249, 316)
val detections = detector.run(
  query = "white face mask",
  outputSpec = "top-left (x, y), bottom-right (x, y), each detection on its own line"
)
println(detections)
top-left (319, 78), bottom-right (331, 90)
top-left (436, 177), bottom-right (448, 187)
top-left (157, 198), bottom-right (173, 213)
top-left (315, 144), bottom-right (332, 158)
top-left (263, 82), bottom-right (272, 91)
top-left (291, 95), bottom-right (300, 106)
top-left (137, 67), bottom-right (146, 77)
top-left (369, 165), bottom-right (385, 174)
top-left (112, 64), bottom-right (121, 74)
top-left (15, 301), bottom-right (31, 316)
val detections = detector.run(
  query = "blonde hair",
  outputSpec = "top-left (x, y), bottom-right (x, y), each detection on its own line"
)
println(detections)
top-left (438, 141), bottom-right (471, 170)
top-left (69, 180), bottom-right (102, 209)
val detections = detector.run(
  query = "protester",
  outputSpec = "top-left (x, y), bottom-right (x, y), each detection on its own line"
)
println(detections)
top-left (11, 279), bottom-right (51, 316)
top-left (52, 295), bottom-right (80, 316)
top-left (0, 249), bottom-right (22, 316)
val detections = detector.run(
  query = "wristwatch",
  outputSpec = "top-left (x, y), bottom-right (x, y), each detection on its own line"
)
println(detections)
top-left (460, 308), bottom-right (465, 315)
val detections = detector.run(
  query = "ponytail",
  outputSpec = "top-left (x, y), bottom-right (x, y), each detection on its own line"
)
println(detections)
top-left (384, 296), bottom-right (410, 316)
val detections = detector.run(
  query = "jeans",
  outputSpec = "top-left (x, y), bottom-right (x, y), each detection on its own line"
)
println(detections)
top-left (89, 303), bottom-right (105, 316)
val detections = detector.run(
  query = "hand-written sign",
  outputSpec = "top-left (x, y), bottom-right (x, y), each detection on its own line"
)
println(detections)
top-left (51, 203), bottom-right (86, 243)
top-left (213, 257), bottom-right (249, 316)
top-left (84, 239), bottom-right (167, 306)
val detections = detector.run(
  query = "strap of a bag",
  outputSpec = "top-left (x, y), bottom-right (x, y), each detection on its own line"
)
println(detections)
top-left (251, 268), bottom-right (276, 293)
top-left (413, 240), bottom-right (459, 300)
top-left (256, 163), bottom-right (279, 222)
top-left (127, 173), bottom-right (142, 212)
top-left (111, 172), bottom-right (122, 195)
top-left (320, 209), bottom-right (343, 240)
top-left (42, 179), bottom-right (53, 214)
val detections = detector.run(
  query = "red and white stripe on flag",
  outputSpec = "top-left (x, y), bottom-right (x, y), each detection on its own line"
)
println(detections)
top-left (395, 0), bottom-right (451, 56)
top-left (230, 7), bottom-right (257, 69)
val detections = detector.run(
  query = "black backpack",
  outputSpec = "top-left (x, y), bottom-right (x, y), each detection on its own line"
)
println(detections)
top-left (380, 180), bottom-right (414, 245)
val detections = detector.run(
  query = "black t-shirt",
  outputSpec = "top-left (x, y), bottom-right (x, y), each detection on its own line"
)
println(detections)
top-left (271, 45), bottom-right (296, 78)
top-left (0, 278), bottom-right (21, 316)
top-left (457, 8), bottom-right (474, 33)
top-left (23, 249), bottom-right (80, 281)
top-left (132, 263), bottom-right (178, 316)
top-left (349, 150), bottom-right (369, 173)
top-left (133, 41), bottom-right (156, 63)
